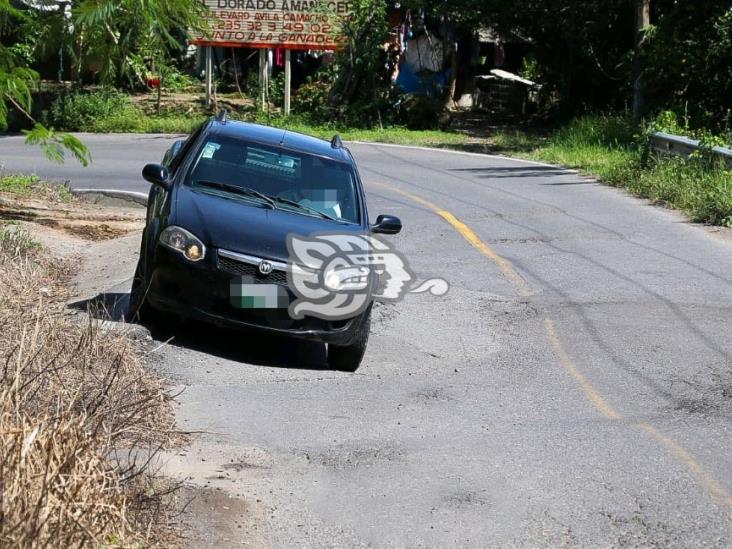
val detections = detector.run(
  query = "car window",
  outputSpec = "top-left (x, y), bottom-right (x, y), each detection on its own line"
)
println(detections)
top-left (168, 123), bottom-right (206, 174)
top-left (186, 136), bottom-right (360, 224)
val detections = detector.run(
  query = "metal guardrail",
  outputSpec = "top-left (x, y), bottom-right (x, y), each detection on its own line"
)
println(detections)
top-left (650, 132), bottom-right (732, 167)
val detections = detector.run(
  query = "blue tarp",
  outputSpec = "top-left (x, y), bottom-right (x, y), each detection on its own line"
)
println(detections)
top-left (395, 61), bottom-right (451, 96)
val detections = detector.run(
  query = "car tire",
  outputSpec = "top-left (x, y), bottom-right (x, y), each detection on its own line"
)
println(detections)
top-left (327, 308), bottom-right (371, 372)
top-left (126, 259), bottom-right (153, 322)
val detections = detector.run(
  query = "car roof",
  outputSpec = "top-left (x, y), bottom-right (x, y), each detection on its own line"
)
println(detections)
top-left (207, 119), bottom-right (352, 164)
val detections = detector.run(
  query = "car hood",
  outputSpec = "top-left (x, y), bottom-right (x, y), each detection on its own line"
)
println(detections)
top-left (173, 184), bottom-right (365, 262)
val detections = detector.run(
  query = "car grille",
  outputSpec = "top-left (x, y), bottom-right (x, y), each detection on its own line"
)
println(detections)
top-left (217, 252), bottom-right (289, 286)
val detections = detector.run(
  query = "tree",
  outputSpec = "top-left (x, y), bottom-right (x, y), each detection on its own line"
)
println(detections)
top-left (0, 0), bottom-right (89, 165)
top-left (327, 0), bottom-right (389, 110)
top-left (632, 0), bottom-right (650, 119)
top-left (642, 0), bottom-right (732, 130)
top-left (71, 0), bottom-right (209, 88)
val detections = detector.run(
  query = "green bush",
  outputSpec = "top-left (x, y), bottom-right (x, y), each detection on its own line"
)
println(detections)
top-left (163, 69), bottom-right (196, 92)
top-left (292, 79), bottom-right (332, 121)
top-left (48, 90), bottom-right (136, 131)
top-left (47, 90), bottom-right (206, 134)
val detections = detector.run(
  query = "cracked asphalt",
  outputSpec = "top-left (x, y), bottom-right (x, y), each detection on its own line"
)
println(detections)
top-left (3, 133), bottom-right (732, 547)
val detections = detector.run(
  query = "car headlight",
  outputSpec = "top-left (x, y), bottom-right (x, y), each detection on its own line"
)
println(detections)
top-left (160, 226), bottom-right (206, 262)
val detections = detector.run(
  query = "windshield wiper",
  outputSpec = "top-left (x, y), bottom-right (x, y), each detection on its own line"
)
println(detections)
top-left (195, 181), bottom-right (343, 221)
top-left (195, 180), bottom-right (275, 208)
top-left (268, 196), bottom-right (339, 221)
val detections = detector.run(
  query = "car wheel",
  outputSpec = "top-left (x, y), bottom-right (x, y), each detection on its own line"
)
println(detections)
top-left (126, 259), bottom-right (153, 322)
top-left (327, 308), bottom-right (371, 372)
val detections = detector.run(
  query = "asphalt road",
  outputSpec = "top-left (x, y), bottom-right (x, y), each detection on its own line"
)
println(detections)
top-left (4, 133), bottom-right (732, 546)
top-left (0, 133), bottom-right (180, 190)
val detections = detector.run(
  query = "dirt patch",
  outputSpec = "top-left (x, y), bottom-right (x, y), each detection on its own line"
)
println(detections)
top-left (173, 486), bottom-right (271, 548)
top-left (0, 191), bottom-right (144, 242)
top-left (131, 90), bottom-right (255, 116)
top-left (64, 221), bottom-right (132, 240)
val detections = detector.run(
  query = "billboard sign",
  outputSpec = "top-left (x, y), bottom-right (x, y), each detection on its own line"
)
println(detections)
top-left (192, 0), bottom-right (352, 50)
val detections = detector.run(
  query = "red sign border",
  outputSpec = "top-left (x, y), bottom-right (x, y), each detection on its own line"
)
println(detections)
top-left (190, 39), bottom-right (341, 51)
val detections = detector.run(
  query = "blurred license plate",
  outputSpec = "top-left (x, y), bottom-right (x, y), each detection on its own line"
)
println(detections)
top-left (230, 281), bottom-right (289, 309)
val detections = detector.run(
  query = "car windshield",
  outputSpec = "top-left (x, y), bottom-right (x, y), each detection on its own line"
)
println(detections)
top-left (185, 136), bottom-right (360, 223)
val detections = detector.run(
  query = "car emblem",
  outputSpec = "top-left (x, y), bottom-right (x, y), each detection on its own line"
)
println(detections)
top-left (258, 260), bottom-right (273, 275)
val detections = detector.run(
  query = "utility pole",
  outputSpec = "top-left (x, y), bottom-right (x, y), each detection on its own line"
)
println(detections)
top-left (632, 0), bottom-right (650, 119)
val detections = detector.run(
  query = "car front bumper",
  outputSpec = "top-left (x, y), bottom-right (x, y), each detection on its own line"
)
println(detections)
top-left (145, 246), bottom-right (368, 345)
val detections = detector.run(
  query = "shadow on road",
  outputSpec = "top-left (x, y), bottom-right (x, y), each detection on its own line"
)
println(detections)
top-left (449, 166), bottom-right (575, 179)
top-left (70, 292), bottom-right (330, 370)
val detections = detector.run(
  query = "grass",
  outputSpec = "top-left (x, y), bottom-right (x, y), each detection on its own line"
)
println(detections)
top-left (46, 89), bottom-right (469, 144)
top-left (257, 114), bottom-right (468, 146)
top-left (0, 224), bottom-right (41, 256)
top-left (0, 173), bottom-right (41, 196)
top-left (0, 221), bottom-right (177, 546)
top-left (80, 106), bottom-right (470, 146)
top-left (488, 115), bottom-right (732, 228)
top-left (0, 172), bottom-right (72, 201)
top-left (88, 109), bottom-right (206, 134)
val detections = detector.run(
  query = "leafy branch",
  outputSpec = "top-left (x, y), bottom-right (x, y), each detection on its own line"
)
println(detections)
top-left (0, 3), bottom-right (90, 166)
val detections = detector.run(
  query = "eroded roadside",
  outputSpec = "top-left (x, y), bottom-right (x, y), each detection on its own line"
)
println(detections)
top-left (0, 187), bottom-right (262, 548)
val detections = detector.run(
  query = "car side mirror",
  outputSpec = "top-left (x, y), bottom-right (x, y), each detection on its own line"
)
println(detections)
top-left (142, 163), bottom-right (171, 190)
top-left (371, 214), bottom-right (402, 235)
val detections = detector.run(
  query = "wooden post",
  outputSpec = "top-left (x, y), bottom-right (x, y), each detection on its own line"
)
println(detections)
top-left (205, 46), bottom-right (213, 109)
top-left (284, 50), bottom-right (292, 116)
top-left (156, 66), bottom-right (162, 116)
top-left (632, 0), bottom-right (650, 119)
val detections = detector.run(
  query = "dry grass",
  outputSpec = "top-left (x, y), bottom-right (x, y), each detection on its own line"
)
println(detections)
top-left (0, 226), bottom-right (177, 547)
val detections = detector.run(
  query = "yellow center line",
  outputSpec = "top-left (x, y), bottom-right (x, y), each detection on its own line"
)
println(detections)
top-left (379, 184), bottom-right (532, 297)
top-left (543, 317), bottom-right (621, 420)
top-left (637, 423), bottom-right (732, 517)
top-left (375, 179), bottom-right (732, 519)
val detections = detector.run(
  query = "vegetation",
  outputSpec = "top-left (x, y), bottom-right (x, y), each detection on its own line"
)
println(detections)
top-left (1, 2), bottom-right (87, 164)
top-left (0, 220), bottom-right (176, 546)
top-left (0, 0), bottom-right (730, 541)
top-left (0, 223), bottom-right (40, 256)
top-left (41, 88), bottom-right (468, 147)
top-left (424, 0), bottom-right (732, 131)
top-left (0, 173), bottom-right (41, 196)
top-left (0, 172), bottom-right (73, 201)
top-left (489, 115), bottom-right (732, 227)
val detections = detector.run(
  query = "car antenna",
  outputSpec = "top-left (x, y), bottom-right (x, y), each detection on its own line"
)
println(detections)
top-left (216, 109), bottom-right (228, 124)
top-left (330, 134), bottom-right (343, 149)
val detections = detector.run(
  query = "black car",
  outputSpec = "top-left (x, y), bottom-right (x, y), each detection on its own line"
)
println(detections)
top-left (128, 113), bottom-right (402, 371)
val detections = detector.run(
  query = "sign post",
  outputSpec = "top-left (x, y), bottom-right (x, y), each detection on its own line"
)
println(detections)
top-left (284, 49), bottom-right (292, 116)
top-left (192, 0), bottom-right (351, 114)
top-left (205, 46), bottom-right (213, 108)
top-left (258, 49), bottom-right (267, 110)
